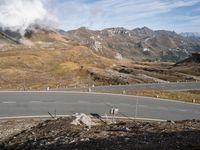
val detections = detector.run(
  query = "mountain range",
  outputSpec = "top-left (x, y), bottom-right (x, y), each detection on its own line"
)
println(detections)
top-left (64, 27), bottom-right (200, 62)
top-left (180, 32), bottom-right (200, 38)
top-left (0, 26), bottom-right (200, 89)
top-left (1, 26), bottom-right (200, 62)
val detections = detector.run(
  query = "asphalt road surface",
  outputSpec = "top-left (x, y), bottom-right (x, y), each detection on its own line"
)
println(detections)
top-left (0, 91), bottom-right (199, 121)
top-left (63, 81), bottom-right (200, 93)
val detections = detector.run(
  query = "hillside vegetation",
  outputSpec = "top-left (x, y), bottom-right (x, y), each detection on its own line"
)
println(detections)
top-left (0, 28), bottom-right (200, 90)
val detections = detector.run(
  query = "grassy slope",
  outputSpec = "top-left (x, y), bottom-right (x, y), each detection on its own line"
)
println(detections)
top-left (128, 90), bottom-right (200, 103)
top-left (0, 46), bottom-right (120, 89)
top-left (0, 29), bottom-right (200, 90)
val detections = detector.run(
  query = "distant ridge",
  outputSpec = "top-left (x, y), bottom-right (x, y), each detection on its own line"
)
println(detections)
top-left (180, 32), bottom-right (200, 38)
top-left (64, 26), bottom-right (200, 62)
top-left (1, 25), bottom-right (200, 62)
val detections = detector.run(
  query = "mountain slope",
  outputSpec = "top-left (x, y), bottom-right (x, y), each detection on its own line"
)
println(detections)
top-left (64, 27), bottom-right (200, 62)
top-left (0, 27), bottom-right (200, 89)
top-left (0, 28), bottom-right (130, 89)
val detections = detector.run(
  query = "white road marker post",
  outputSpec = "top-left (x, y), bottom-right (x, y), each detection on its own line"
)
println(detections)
top-left (54, 109), bottom-right (57, 118)
top-left (122, 90), bottom-right (126, 94)
top-left (105, 113), bottom-right (108, 121)
top-left (88, 88), bottom-right (92, 92)
top-left (110, 108), bottom-right (119, 123)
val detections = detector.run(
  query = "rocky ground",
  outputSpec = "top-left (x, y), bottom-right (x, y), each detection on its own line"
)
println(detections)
top-left (0, 119), bottom-right (42, 142)
top-left (0, 117), bottom-right (200, 150)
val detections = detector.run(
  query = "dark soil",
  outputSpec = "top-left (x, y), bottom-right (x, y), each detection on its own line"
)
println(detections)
top-left (0, 117), bottom-right (200, 150)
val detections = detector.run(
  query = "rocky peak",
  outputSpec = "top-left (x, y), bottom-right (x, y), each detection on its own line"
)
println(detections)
top-left (132, 26), bottom-right (154, 38)
top-left (63, 26), bottom-right (200, 62)
top-left (155, 30), bottom-right (179, 38)
top-left (103, 27), bottom-right (131, 36)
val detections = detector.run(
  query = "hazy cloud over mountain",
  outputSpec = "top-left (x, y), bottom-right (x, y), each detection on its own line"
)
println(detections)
top-left (0, 0), bottom-right (200, 33)
top-left (0, 0), bottom-right (56, 35)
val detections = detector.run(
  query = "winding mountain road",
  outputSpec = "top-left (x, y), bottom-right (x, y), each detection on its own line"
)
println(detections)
top-left (63, 81), bottom-right (200, 93)
top-left (0, 91), bottom-right (199, 121)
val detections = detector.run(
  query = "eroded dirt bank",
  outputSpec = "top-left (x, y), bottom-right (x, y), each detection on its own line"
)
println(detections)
top-left (0, 117), bottom-right (200, 150)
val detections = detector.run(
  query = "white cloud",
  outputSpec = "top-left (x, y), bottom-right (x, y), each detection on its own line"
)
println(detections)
top-left (0, 0), bottom-right (57, 35)
top-left (53, 0), bottom-right (200, 32)
top-left (1, 0), bottom-right (199, 33)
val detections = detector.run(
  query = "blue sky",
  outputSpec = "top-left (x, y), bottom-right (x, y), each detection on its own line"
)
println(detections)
top-left (49, 0), bottom-right (200, 33)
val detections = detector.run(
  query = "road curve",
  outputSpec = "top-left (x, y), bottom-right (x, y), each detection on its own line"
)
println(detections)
top-left (0, 91), bottom-right (199, 121)
top-left (63, 81), bottom-right (200, 93)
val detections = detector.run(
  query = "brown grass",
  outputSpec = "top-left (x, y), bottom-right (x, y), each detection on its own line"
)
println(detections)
top-left (0, 29), bottom-right (200, 90)
top-left (0, 44), bottom-right (121, 89)
top-left (128, 90), bottom-right (200, 103)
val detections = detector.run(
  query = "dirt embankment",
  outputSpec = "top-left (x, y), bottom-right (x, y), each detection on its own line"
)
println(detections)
top-left (0, 117), bottom-right (200, 150)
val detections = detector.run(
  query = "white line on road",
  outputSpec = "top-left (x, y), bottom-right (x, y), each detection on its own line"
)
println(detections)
top-left (30, 101), bottom-right (42, 103)
top-left (138, 105), bottom-right (149, 108)
top-left (78, 100), bottom-right (90, 104)
top-left (118, 103), bottom-right (133, 106)
top-left (2, 101), bottom-right (16, 104)
top-left (176, 109), bottom-right (187, 112)
top-left (0, 115), bottom-right (166, 122)
top-left (156, 106), bottom-right (168, 111)
top-left (0, 90), bottom-right (199, 106)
